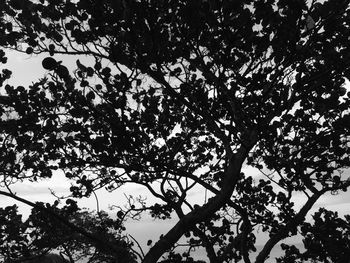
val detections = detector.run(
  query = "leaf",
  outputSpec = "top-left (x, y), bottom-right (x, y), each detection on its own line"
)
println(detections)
top-left (117, 211), bottom-right (124, 218)
top-left (306, 15), bottom-right (315, 30)
top-left (25, 47), bottom-right (33, 54)
top-left (42, 57), bottom-right (58, 70)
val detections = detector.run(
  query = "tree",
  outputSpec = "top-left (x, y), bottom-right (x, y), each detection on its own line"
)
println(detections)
top-left (0, 203), bottom-right (137, 263)
top-left (4, 253), bottom-right (69, 263)
top-left (0, 0), bottom-right (350, 262)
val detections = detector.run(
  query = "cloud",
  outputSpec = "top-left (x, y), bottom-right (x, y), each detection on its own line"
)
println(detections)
top-left (8, 183), bottom-right (69, 196)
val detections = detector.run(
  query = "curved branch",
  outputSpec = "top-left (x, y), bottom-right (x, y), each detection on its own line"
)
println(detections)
top-left (142, 130), bottom-right (258, 263)
top-left (255, 191), bottom-right (323, 263)
top-left (128, 234), bottom-right (145, 261)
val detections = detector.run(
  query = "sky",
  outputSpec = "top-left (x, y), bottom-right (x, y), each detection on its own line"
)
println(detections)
top-left (1, 49), bottom-right (350, 261)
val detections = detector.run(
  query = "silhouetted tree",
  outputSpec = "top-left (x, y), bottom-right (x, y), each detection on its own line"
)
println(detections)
top-left (1, 0), bottom-right (350, 262)
top-left (4, 253), bottom-right (68, 263)
top-left (0, 203), bottom-right (136, 263)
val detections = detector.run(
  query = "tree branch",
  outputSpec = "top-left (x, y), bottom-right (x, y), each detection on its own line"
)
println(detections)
top-left (143, 130), bottom-right (258, 263)
top-left (255, 191), bottom-right (323, 263)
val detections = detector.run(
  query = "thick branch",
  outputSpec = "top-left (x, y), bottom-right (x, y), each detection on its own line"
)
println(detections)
top-left (255, 192), bottom-right (322, 263)
top-left (142, 130), bottom-right (257, 263)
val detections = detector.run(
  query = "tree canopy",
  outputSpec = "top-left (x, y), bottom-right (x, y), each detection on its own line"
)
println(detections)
top-left (1, 0), bottom-right (350, 262)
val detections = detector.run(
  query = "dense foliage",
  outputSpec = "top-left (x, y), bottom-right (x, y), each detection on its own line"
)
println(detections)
top-left (0, 203), bottom-right (136, 263)
top-left (1, 0), bottom-right (350, 262)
